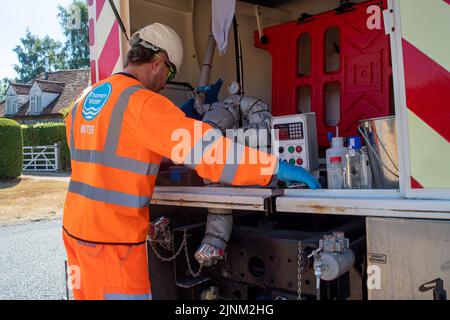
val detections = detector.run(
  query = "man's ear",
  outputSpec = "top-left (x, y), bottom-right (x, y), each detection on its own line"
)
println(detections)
top-left (151, 55), bottom-right (162, 72)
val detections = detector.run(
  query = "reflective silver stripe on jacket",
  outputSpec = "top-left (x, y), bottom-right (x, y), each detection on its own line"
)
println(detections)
top-left (184, 128), bottom-right (223, 170)
top-left (69, 84), bottom-right (160, 176)
top-left (220, 142), bottom-right (246, 184)
top-left (69, 181), bottom-right (151, 209)
top-left (183, 127), bottom-right (245, 184)
top-left (104, 292), bottom-right (152, 300)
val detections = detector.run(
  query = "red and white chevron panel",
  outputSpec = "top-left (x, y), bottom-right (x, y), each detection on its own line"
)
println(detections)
top-left (88, 0), bottom-right (123, 84)
top-left (397, 0), bottom-right (450, 190)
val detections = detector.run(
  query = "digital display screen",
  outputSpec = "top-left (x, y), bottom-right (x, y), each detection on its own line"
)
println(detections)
top-left (277, 126), bottom-right (290, 140)
top-left (274, 123), bottom-right (304, 141)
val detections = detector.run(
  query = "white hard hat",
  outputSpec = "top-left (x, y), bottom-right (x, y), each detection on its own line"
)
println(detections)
top-left (133, 23), bottom-right (183, 74)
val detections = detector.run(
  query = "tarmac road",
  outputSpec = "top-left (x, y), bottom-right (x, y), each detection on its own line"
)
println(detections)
top-left (0, 218), bottom-right (68, 300)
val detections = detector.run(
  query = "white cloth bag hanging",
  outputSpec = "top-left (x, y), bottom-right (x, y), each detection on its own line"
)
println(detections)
top-left (212, 0), bottom-right (236, 55)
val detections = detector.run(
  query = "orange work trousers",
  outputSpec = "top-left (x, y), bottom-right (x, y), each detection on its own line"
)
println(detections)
top-left (63, 230), bottom-right (151, 300)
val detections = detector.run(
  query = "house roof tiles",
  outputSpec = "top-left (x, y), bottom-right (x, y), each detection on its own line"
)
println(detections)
top-left (35, 79), bottom-right (65, 94)
top-left (10, 83), bottom-right (32, 95)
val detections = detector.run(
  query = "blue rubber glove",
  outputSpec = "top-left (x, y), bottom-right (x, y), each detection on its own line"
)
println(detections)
top-left (197, 79), bottom-right (224, 105)
top-left (180, 79), bottom-right (224, 120)
top-left (276, 160), bottom-right (321, 189)
top-left (180, 98), bottom-right (202, 120)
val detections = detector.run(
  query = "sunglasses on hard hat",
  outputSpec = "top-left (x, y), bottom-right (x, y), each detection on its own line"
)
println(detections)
top-left (155, 53), bottom-right (176, 82)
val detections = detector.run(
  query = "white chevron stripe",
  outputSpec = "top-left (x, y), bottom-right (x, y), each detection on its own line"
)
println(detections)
top-left (95, 0), bottom-right (120, 63)
top-left (399, 0), bottom-right (450, 71)
top-left (113, 55), bottom-right (123, 75)
top-left (408, 110), bottom-right (450, 188)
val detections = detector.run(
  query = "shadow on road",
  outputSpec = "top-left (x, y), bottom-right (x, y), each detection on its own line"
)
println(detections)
top-left (0, 178), bottom-right (22, 190)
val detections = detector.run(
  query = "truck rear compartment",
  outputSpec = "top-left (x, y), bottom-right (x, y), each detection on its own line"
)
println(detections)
top-left (95, 0), bottom-right (450, 300)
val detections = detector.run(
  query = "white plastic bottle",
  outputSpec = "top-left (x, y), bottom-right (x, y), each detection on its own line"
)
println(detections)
top-left (344, 137), bottom-right (362, 189)
top-left (326, 137), bottom-right (348, 189)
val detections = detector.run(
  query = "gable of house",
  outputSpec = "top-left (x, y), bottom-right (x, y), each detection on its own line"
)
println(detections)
top-left (0, 69), bottom-right (90, 120)
top-left (37, 69), bottom-right (91, 116)
top-left (2, 84), bottom-right (32, 116)
top-left (28, 81), bottom-right (65, 115)
top-left (10, 83), bottom-right (32, 96)
top-left (0, 101), bottom-right (5, 116)
top-left (4, 86), bottom-right (18, 115)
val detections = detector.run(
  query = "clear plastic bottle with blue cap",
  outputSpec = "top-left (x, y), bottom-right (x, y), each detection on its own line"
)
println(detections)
top-left (344, 136), bottom-right (363, 189)
top-left (326, 130), bottom-right (349, 189)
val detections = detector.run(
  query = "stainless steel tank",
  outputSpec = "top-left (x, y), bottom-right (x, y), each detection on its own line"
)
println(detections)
top-left (358, 116), bottom-right (399, 189)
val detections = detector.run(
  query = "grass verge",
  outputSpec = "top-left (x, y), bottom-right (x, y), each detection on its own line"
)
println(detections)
top-left (0, 178), bottom-right (68, 226)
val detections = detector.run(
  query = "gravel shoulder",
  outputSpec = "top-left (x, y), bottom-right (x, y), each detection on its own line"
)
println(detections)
top-left (0, 174), bottom-right (71, 300)
top-left (0, 218), bottom-right (67, 300)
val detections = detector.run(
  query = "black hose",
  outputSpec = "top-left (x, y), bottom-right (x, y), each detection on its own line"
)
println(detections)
top-left (233, 16), bottom-right (245, 95)
top-left (108, 0), bottom-right (129, 42)
top-left (233, 16), bottom-right (241, 87)
top-left (239, 36), bottom-right (245, 95)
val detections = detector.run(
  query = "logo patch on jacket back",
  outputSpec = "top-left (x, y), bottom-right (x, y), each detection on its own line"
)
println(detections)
top-left (82, 83), bottom-right (112, 121)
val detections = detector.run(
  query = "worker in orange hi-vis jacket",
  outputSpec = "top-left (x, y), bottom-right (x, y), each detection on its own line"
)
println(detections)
top-left (62, 23), bottom-right (321, 300)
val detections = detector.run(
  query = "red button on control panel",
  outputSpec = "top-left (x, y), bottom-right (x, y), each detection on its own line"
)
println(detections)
top-left (297, 158), bottom-right (304, 166)
top-left (296, 146), bottom-right (303, 153)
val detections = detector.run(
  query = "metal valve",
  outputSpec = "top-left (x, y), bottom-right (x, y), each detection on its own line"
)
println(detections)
top-left (148, 217), bottom-right (172, 251)
top-left (310, 232), bottom-right (355, 300)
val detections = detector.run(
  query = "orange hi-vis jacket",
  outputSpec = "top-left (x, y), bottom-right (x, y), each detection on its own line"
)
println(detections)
top-left (63, 73), bottom-right (278, 245)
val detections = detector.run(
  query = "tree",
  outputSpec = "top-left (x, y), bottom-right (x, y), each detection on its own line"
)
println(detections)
top-left (58, 1), bottom-right (90, 69)
top-left (11, 1), bottom-right (89, 83)
top-left (13, 30), bottom-right (66, 83)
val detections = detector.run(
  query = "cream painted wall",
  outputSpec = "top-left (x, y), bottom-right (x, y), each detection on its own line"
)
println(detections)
top-left (127, 0), bottom-right (372, 107)
top-left (191, 0), bottom-right (286, 105)
top-left (129, 0), bottom-right (199, 85)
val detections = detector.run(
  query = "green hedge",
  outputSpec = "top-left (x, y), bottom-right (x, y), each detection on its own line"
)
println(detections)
top-left (0, 118), bottom-right (23, 179)
top-left (21, 123), bottom-right (70, 171)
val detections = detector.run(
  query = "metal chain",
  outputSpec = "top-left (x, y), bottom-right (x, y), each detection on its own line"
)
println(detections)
top-left (150, 229), bottom-right (203, 278)
top-left (184, 236), bottom-right (204, 278)
top-left (297, 241), bottom-right (304, 301)
top-left (149, 229), bottom-right (187, 262)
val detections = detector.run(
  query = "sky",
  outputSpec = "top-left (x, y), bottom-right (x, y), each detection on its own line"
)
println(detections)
top-left (0, 0), bottom-right (74, 80)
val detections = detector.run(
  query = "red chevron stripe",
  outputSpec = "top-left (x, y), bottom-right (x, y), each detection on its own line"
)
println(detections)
top-left (96, 0), bottom-right (106, 21)
top-left (88, 18), bottom-right (95, 46)
top-left (411, 177), bottom-right (423, 189)
top-left (98, 21), bottom-right (120, 81)
top-left (90, 60), bottom-right (97, 84)
top-left (402, 39), bottom-right (450, 143)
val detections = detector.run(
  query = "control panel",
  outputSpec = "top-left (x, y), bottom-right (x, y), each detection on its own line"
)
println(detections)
top-left (272, 113), bottom-right (319, 173)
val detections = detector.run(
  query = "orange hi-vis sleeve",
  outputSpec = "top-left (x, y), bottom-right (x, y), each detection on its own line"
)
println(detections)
top-left (137, 94), bottom-right (278, 187)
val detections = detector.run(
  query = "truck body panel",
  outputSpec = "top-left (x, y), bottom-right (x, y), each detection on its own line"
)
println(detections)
top-left (88, 0), bottom-right (450, 300)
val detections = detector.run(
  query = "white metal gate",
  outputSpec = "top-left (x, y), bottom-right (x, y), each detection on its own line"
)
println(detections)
top-left (23, 144), bottom-right (60, 172)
